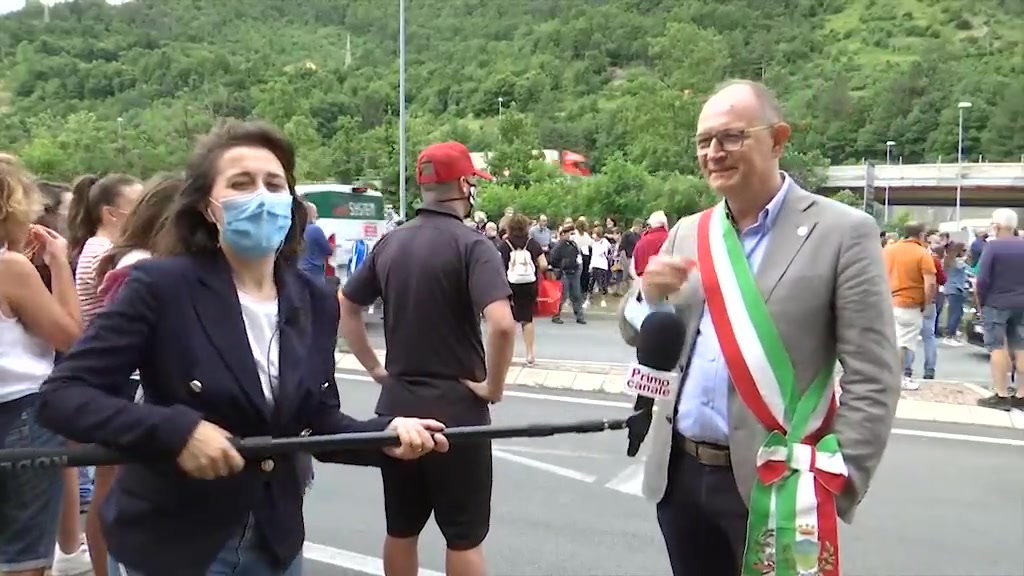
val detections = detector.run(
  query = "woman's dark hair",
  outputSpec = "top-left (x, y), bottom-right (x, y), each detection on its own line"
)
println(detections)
top-left (96, 173), bottom-right (185, 283)
top-left (34, 181), bottom-right (69, 233)
top-left (158, 120), bottom-right (306, 263)
top-left (575, 216), bottom-right (589, 234)
top-left (505, 213), bottom-right (530, 244)
top-left (943, 241), bottom-right (964, 269)
top-left (67, 173), bottom-right (140, 259)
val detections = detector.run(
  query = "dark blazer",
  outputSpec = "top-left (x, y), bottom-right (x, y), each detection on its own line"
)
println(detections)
top-left (38, 253), bottom-right (392, 576)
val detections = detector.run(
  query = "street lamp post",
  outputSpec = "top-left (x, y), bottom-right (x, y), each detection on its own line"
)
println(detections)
top-left (884, 140), bottom-right (895, 223)
top-left (497, 96), bottom-right (504, 141)
top-left (117, 117), bottom-right (126, 167)
top-left (955, 101), bottom-right (972, 229)
top-left (397, 0), bottom-right (407, 220)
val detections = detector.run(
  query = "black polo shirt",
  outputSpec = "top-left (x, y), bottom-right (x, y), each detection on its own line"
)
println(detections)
top-left (342, 203), bottom-right (512, 426)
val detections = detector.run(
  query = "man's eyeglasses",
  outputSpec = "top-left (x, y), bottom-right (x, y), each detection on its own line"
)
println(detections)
top-left (695, 125), bottom-right (773, 153)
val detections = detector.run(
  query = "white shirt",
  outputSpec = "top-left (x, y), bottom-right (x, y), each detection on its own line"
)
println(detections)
top-left (116, 249), bottom-right (152, 269)
top-left (0, 249), bottom-right (55, 403)
top-left (590, 238), bottom-right (611, 270)
top-left (572, 232), bottom-right (594, 256)
top-left (237, 291), bottom-right (280, 407)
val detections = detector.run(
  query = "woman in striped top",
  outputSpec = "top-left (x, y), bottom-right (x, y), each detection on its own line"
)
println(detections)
top-left (68, 174), bottom-right (142, 326)
top-left (65, 172), bottom-right (142, 576)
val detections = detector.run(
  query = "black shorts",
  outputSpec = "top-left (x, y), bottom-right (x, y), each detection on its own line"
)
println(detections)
top-left (380, 440), bottom-right (492, 550)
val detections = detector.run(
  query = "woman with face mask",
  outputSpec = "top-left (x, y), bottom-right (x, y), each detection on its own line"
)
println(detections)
top-left (38, 121), bottom-right (450, 576)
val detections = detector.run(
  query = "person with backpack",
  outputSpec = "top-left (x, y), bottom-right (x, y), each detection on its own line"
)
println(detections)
top-left (498, 213), bottom-right (548, 366)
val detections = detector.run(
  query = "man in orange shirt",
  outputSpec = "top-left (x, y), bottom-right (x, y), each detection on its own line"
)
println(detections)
top-left (883, 222), bottom-right (937, 390)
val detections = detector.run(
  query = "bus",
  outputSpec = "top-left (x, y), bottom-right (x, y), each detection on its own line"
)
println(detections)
top-left (296, 183), bottom-right (388, 274)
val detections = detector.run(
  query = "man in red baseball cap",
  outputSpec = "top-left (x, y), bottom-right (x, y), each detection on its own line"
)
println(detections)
top-left (415, 141), bottom-right (492, 215)
top-left (339, 140), bottom-right (515, 576)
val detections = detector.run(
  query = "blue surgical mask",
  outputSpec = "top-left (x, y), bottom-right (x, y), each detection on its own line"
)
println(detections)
top-left (215, 189), bottom-right (293, 259)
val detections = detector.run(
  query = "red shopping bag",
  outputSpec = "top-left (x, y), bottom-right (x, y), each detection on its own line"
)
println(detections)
top-left (535, 278), bottom-right (562, 318)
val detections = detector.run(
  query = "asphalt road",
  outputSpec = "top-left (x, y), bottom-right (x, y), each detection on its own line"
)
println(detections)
top-left (359, 315), bottom-right (997, 386)
top-left (300, 376), bottom-right (1024, 576)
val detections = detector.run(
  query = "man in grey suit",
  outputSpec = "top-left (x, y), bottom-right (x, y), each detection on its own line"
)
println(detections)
top-left (619, 79), bottom-right (900, 576)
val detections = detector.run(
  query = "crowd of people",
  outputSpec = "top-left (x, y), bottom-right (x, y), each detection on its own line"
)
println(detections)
top-left (883, 216), bottom-right (1024, 409)
top-left (1, 74), bottom-right (1021, 576)
top-left (449, 208), bottom-right (675, 362)
top-left (0, 123), bottom-right (449, 576)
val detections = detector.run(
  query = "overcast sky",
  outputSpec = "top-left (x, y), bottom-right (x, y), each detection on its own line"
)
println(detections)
top-left (0, 0), bottom-right (132, 16)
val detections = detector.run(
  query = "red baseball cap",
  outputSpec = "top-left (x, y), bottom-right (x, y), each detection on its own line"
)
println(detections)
top-left (416, 141), bottom-right (493, 185)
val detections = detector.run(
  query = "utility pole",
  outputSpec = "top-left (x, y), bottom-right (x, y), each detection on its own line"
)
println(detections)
top-left (345, 33), bottom-right (352, 69)
top-left (955, 101), bottom-right (972, 229)
top-left (397, 0), bottom-right (407, 220)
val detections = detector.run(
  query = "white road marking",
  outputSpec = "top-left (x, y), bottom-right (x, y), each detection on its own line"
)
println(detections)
top-left (335, 372), bottom-right (632, 407)
top-left (337, 352), bottom-right (631, 368)
top-left (504, 389), bottom-right (634, 408)
top-left (604, 463), bottom-right (645, 497)
top-left (495, 444), bottom-right (615, 458)
top-left (890, 428), bottom-right (1024, 447)
top-left (334, 373), bottom-right (1023, 446)
top-left (522, 356), bottom-right (631, 368)
top-left (961, 381), bottom-right (991, 397)
top-left (493, 449), bottom-right (598, 483)
top-left (303, 542), bottom-right (444, 576)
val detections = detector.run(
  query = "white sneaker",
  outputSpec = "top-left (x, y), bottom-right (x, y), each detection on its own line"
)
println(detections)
top-left (52, 543), bottom-right (92, 576)
top-left (901, 377), bottom-right (920, 391)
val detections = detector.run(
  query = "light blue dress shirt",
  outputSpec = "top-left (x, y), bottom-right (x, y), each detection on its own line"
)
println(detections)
top-left (623, 176), bottom-right (791, 445)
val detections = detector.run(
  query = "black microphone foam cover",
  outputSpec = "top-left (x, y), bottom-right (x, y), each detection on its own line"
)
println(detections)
top-left (636, 311), bottom-right (686, 372)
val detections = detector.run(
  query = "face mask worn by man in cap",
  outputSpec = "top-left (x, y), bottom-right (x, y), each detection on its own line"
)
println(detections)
top-left (416, 141), bottom-right (492, 216)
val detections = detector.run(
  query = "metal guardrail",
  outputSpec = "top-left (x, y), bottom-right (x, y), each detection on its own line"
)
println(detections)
top-left (824, 163), bottom-right (1024, 189)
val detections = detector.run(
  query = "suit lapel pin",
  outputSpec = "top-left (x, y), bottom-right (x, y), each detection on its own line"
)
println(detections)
top-left (797, 225), bottom-right (808, 237)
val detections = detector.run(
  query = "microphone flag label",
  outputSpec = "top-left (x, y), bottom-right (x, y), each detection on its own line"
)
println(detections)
top-left (624, 364), bottom-right (677, 399)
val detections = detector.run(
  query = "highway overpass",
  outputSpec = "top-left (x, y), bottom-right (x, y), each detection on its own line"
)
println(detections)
top-left (822, 163), bottom-right (1024, 207)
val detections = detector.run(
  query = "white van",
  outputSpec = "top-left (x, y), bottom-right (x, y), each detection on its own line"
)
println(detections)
top-left (296, 183), bottom-right (388, 274)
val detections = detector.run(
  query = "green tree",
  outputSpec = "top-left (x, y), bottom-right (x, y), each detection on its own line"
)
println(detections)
top-left (0, 0), bottom-right (1019, 220)
top-left (830, 189), bottom-right (863, 209)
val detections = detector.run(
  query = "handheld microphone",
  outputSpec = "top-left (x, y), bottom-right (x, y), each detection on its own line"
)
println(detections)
top-left (625, 311), bottom-right (686, 457)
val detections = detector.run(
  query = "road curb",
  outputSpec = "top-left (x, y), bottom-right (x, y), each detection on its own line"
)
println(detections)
top-left (334, 352), bottom-right (1024, 431)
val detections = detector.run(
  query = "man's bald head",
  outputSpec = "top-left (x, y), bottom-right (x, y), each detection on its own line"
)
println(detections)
top-left (707, 79), bottom-right (784, 125)
top-left (696, 79), bottom-right (791, 202)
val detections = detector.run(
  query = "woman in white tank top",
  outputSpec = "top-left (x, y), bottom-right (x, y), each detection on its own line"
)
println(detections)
top-left (0, 160), bottom-right (83, 576)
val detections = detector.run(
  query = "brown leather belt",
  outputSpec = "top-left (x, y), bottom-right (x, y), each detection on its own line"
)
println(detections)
top-left (676, 435), bottom-right (731, 467)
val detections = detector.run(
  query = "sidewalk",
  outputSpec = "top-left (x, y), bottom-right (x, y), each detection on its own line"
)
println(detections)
top-left (334, 350), bottom-right (1024, 431)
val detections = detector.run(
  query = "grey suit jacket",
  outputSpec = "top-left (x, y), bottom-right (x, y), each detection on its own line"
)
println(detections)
top-left (618, 182), bottom-right (900, 523)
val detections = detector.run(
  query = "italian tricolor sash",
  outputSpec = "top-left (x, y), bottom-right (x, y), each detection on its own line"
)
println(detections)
top-left (696, 204), bottom-right (845, 576)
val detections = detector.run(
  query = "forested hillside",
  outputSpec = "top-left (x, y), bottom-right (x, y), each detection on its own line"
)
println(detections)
top-left (1, 0), bottom-right (1022, 218)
